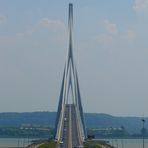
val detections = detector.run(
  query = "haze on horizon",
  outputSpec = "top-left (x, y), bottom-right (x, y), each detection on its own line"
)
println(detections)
top-left (0, 0), bottom-right (148, 117)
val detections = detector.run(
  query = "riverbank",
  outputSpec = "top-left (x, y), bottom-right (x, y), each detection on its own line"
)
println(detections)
top-left (84, 139), bottom-right (114, 148)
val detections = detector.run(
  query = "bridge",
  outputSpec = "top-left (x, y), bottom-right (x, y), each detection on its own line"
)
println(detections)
top-left (54, 3), bottom-right (87, 148)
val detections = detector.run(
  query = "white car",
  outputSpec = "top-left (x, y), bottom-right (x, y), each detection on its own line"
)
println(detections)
top-left (60, 141), bottom-right (64, 144)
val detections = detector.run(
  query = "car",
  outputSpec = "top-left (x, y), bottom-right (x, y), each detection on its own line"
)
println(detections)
top-left (77, 145), bottom-right (84, 148)
top-left (60, 141), bottom-right (64, 144)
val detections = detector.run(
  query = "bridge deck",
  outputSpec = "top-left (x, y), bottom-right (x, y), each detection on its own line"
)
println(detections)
top-left (59, 104), bottom-right (83, 148)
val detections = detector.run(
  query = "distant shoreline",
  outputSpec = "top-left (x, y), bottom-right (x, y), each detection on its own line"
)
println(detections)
top-left (0, 112), bottom-right (147, 134)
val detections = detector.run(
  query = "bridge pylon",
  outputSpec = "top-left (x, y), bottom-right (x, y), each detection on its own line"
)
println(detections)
top-left (54, 3), bottom-right (87, 145)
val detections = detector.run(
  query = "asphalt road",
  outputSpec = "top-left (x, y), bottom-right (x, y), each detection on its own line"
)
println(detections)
top-left (59, 104), bottom-right (83, 148)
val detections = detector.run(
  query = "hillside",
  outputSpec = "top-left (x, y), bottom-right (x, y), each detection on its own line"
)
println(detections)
top-left (0, 112), bottom-right (147, 133)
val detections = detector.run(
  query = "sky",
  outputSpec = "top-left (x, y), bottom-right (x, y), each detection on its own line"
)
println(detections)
top-left (0, 0), bottom-right (148, 116)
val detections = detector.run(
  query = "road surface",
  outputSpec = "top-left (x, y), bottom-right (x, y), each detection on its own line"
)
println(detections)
top-left (59, 104), bottom-right (83, 148)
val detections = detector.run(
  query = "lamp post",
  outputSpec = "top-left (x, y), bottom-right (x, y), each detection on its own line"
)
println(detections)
top-left (141, 118), bottom-right (145, 148)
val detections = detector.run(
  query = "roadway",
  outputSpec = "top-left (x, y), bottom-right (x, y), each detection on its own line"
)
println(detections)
top-left (59, 104), bottom-right (83, 148)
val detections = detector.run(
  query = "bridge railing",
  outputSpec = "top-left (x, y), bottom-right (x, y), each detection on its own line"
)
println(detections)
top-left (55, 105), bottom-right (65, 142)
top-left (75, 105), bottom-right (86, 144)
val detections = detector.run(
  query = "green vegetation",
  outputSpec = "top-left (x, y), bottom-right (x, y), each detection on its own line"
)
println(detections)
top-left (0, 112), bottom-right (148, 138)
top-left (84, 141), bottom-right (104, 148)
top-left (38, 141), bottom-right (56, 148)
top-left (0, 126), bottom-right (54, 138)
top-left (89, 126), bottom-right (130, 139)
top-left (84, 139), bottom-right (114, 148)
top-left (96, 145), bottom-right (103, 148)
top-left (37, 141), bottom-right (103, 148)
top-left (0, 112), bottom-right (148, 134)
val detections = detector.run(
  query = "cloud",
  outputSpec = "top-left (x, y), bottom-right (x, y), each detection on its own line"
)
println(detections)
top-left (97, 34), bottom-right (114, 46)
top-left (98, 19), bottom-right (137, 45)
top-left (133, 0), bottom-right (148, 12)
top-left (0, 30), bottom-right (34, 46)
top-left (104, 20), bottom-right (118, 34)
top-left (126, 30), bottom-right (136, 42)
top-left (16, 29), bottom-right (34, 38)
top-left (0, 35), bottom-right (23, 46)
top-left (0, 15), bottom-right (7, 24)
top-left (0, 17), bottom-right (66, 46)
top-left (97, 20), bottom-right (118, 46)
top-left (39, 18), bottom-right (65, 29)
top-left (0, 18), bottom-right (67, 47)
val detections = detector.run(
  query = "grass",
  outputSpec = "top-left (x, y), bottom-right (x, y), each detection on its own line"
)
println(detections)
top-left (38, 140), bottom-right (110, 148)
top-left (38, 141), bottom-right (57, 148)
top-left (84, 141), bottom-right (106, 148)
top-left (84, 142), bottom-right (101, 148)
top-left (38, 141), bottom-right (102, 148)
top-left (39, 142), bottom-right (102, 148)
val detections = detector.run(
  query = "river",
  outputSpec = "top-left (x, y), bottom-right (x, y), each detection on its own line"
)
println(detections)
top-left (107, 138), bottom-right (148, 148)
top-left (0, 138), bottom-right (38, 147)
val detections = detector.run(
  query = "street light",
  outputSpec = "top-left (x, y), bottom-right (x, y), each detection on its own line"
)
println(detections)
top-left (141, 118), bottom-right (145, 148)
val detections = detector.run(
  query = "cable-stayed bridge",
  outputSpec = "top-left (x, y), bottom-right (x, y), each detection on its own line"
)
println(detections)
top-left (54, 3), bottom-right (87, 148)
